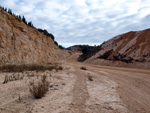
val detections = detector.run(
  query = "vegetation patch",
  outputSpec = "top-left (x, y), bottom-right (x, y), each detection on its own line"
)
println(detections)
top-left (78, 45), bottom-right (102, 62)
top-left (3, 74), bottom-right (24, 84)
top-left (80, 67), bottom-right (87, 70)
top-left (0, 64), bottom-right (63, 72)
top-left (29, 75), bottom-right (49, 99)
top-left (88, 76), bottom-right (93, 81)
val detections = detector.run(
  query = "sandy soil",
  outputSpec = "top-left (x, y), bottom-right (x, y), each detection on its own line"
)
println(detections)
top-left (0, 59), bottom-right (150, 113)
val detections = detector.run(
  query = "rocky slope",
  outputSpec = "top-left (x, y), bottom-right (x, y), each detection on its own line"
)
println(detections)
top-left (79, 28), bottom-right (150, 69)
top-left (0, 8), bottom-right (69, 66)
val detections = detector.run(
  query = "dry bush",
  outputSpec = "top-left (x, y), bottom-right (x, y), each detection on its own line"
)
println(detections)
top-left (88, 76), bottom-right (93, 81)
top-left (3, 75), bottom-right (8, 84)
top-left (2, 73), bottom-right (24, 84)
top-left (0, 64), bottom-right (63, 72)
top-left (29, 75), bottom-right (49, 99)
top-left (80, 66), bottom-right (87, 70)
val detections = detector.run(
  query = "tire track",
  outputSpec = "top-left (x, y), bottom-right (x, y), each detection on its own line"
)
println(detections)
top-left (71, 70), bottom-right (89, 113)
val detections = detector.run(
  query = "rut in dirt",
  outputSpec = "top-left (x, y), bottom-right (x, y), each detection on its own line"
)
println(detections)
top-left (71, 70), bottom-right (89, 113)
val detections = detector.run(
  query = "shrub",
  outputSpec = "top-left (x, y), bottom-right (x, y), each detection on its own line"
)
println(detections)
top-left (0, 64), bottom-right (62, 72)
top-left (88, 76), bottom-right (93, 81)
top-left (29, 75), bottom-right (49, 99)
top-left (80, 67), bottom-right (87, 70)
top-left (78, 45), bottom-right (102, 62)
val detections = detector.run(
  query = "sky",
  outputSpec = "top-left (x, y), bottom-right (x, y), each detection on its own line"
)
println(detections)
top-left (0, 0), bottom-right (150, 47)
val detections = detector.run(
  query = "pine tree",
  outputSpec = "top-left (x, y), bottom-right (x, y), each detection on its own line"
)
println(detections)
top-left (18, 15), bottom-right (21, 19)
top-left (28, 21), bottom-right (34, 27)
top-left (22, 16), bottom-right (27, 24)
top-left (8, 9), bottom-right (12, 15)
top-left (4, 8), bottom-right (7, 11)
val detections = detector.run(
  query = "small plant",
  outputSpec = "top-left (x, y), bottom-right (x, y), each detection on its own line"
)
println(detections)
top-left (29, 75), bottom-right (49, 99)
top-left (18, 94), bottom-right (22, 102)
top-left (41, 75), bottom-right (47, 83)
top-left (80, 67), bottom-right (87, 70)
top-left (88, 76), bottom-right (93, 81)
top-left (2, 73), bottom-right (24, 84)
top-left (3, 75), bottom-right (8, 84)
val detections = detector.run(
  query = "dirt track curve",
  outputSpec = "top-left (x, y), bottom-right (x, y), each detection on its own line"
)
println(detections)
top-left (65, 53), bottom-right (150, 113)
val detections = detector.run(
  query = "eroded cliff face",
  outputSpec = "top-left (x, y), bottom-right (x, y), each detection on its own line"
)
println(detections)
top-left (87, 29), bottom-right (150, 63)
top-left (0, 9), bottom-right (69, 65)
top-left (81, 29), bottom-right (150, 69)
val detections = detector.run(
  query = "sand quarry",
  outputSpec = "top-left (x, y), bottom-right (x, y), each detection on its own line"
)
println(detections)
top-left (0, 60), bottom-right (150, 113)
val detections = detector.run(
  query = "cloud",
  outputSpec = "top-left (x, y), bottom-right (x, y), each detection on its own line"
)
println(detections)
top-left (0, 0), bottom-right (150, 47)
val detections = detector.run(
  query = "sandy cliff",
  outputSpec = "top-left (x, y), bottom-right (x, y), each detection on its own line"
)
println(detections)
top-left (0, 8), bottom-right (69, 65)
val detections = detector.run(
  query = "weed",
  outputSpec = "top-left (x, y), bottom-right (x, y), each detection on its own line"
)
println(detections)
top-left (29, 75), bottom-right (49, 99)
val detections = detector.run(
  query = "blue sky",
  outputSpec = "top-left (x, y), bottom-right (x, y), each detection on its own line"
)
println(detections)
top-left (0, 0), bottom-right (150, 47)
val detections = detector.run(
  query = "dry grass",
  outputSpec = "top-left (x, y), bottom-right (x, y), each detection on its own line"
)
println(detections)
top-left (29, 75), bottom-right (49, 99)
top-left (0, 64), bottom-right (63, 72)
top-left (3, 74), bottom-right (24, 84)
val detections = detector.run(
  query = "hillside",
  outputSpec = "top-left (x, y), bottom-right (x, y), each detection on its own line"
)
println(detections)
top-left (0, 8), bottom-right (69, 66)
top-left (79, 29), bottom-right (150, 69)
top-left (66, 45), bottom-right (83, 53)
top-left (66, 45), bottom-right (95, 53)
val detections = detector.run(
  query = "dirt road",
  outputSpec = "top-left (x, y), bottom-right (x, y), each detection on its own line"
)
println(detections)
top-left (65, 59), bottom-right (150, 113)
top-left (0, 59), bottom-right (150, 113)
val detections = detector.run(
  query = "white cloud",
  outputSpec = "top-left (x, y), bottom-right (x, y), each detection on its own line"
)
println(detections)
top-left (0, 0), bottom-right (150, 47)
